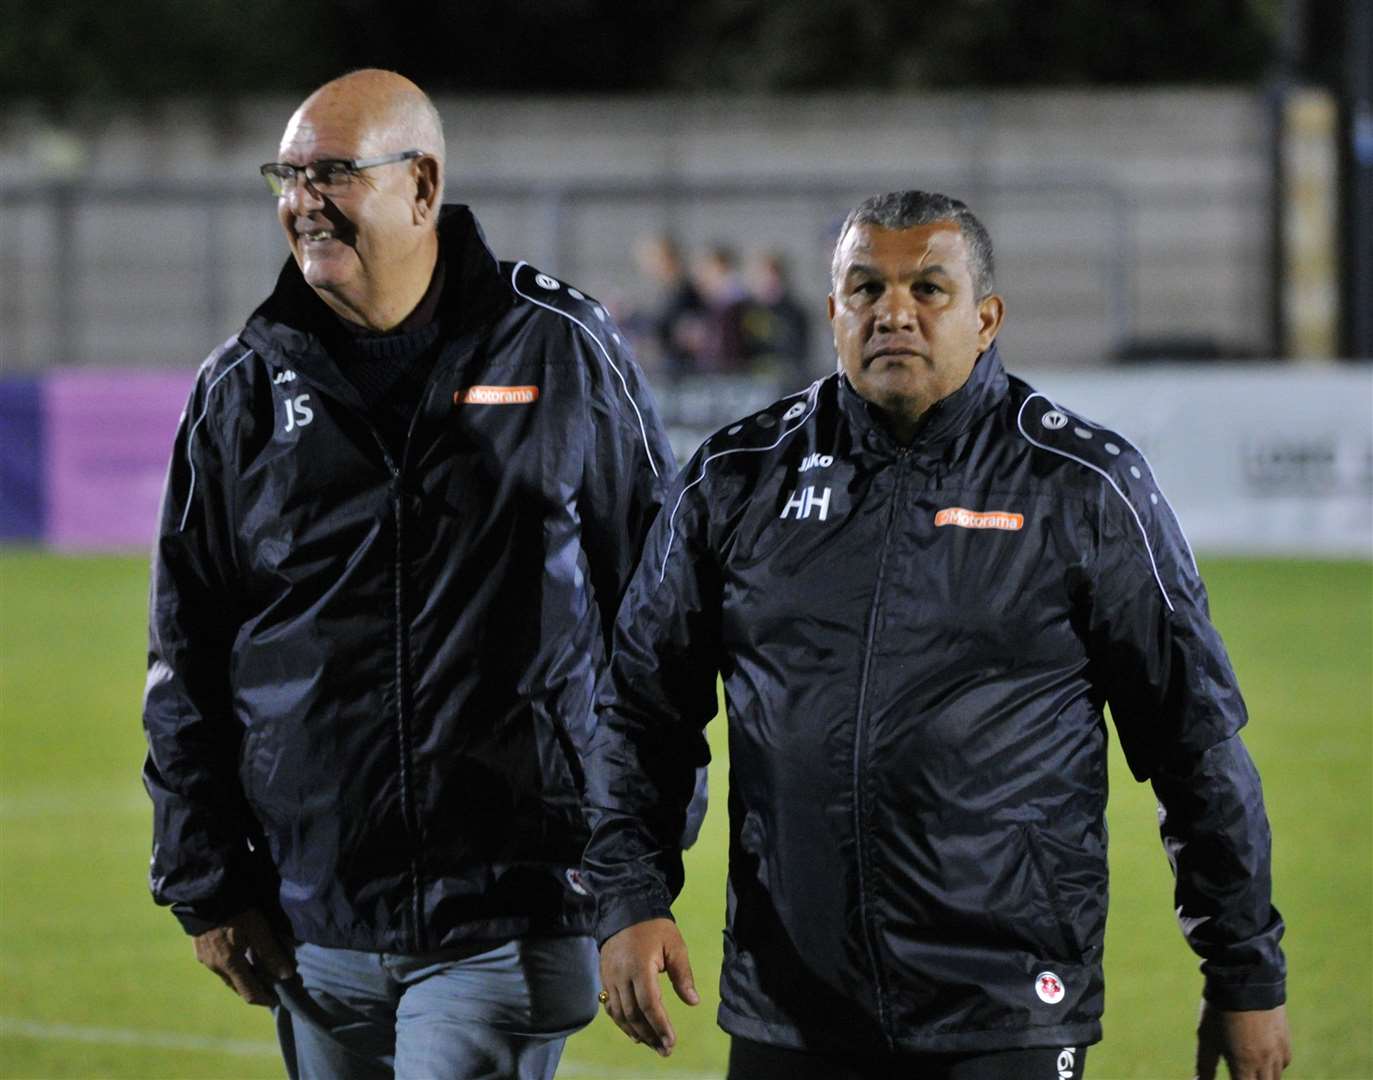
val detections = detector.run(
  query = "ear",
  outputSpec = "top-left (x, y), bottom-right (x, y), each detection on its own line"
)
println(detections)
top-left (412, 156), bottom-right (441, 224)
top-left (975, 293), bottom-right (1005, 350)
top-left (826, 293), bottom-right (836, 322)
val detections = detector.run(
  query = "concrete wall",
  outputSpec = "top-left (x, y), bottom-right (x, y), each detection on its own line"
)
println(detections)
top-left (0, 90), bottom-right (1275, 373)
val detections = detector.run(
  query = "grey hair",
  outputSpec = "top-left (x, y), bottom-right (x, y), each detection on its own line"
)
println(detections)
top-left (830, 191), bottom-right (996, 299)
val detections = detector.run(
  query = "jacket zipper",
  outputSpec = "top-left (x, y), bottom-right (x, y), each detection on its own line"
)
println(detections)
top-left (374, 355), bottom-right (466, 954)
top-left (850, 448), bottom-right (909, 1046)
top-left (286, 363), bottom-right (447, 955)
top-left (369, 432), bottom-right (422, 955)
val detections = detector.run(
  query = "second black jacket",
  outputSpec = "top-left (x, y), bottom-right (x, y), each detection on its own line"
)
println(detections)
top-left (583, 345), bottom-right (1285, 1054)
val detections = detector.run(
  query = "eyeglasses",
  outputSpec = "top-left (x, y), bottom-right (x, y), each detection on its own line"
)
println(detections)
top-left (259, 149), bottom-right (424, 197)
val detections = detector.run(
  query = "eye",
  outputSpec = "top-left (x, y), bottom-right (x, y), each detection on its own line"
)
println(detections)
top-left (914, 282), bottom-right (943, 296)
top-left (310, 161), bottom-right (354, 188)
top-left (852, 281), bottom-right (882, 297)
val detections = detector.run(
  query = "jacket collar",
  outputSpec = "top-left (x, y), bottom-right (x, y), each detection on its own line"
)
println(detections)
top-left (837, 341), bottom-right (1009, 456)
top-left (240, 204), bottom-right (510, 374)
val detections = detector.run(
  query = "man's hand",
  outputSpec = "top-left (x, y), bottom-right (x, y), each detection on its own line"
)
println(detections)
top-left (599, 918), bottom-right (700, 1057)
top-left (1195, 1000), bottom-right (1292, 1080)
top-left (192, 907), bottom-right (295, 1006)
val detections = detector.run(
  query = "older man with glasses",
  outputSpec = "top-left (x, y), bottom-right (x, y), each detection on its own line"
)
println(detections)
top-left (142, 68), bottom-right (682, 1079)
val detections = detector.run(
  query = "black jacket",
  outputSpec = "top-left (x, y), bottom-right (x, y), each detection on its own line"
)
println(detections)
top-left (582, 345), bottom-right (1285, 1054)
top-left (143, 206), bottom-right (675, 952)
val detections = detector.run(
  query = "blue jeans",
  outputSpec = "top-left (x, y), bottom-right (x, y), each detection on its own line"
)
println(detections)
top-left (273, 935), bottom-right (599, 1080)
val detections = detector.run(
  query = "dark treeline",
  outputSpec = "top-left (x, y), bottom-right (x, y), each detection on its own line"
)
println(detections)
top-left (1, 0), bottom-right (1346, 106)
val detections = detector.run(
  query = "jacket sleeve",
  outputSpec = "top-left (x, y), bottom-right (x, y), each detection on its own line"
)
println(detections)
top-left (577, 329), bottom-right (710, 848)
top-left (581, 453), bottom-right (722, 943)
top-left (142, 359), bottom-right (273, 935)
top-left (578, 327), bottom-right (677, 651)
top-left (1084, 470), bottom-right (1286, 1010)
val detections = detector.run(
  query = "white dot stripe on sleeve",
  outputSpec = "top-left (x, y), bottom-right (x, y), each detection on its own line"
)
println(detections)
top-left (1132, 442), bottom-right (1199, 576)
top-left (1015, 392), bottom-right (1174, 613)
top-left (510, 262), bottom-right (659, 478)
top-left (658, 381), bottom-right (822, 583)
top-left (178, 349), bottom-right (253, 533)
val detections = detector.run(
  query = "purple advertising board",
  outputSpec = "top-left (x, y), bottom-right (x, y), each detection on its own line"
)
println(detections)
top-left (45, 371), bottom-right (194, 551)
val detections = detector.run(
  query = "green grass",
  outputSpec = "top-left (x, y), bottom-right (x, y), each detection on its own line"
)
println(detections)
top-left (1, 552), bottom-right (1369, 1078)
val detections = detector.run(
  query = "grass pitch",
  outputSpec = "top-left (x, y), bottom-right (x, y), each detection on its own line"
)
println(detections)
top-left (0, 552), bottom-right (1368, 1079)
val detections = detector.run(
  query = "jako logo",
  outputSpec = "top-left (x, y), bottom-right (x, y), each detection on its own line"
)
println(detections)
top-left (799, 452), bottom-right (834, 472)
top-left (935, 507), bottom-right (1023, 531)
top-left (283, 394), bottom-right (313, 432)
top-left (780, 486), bottom-right (831, 521)
top-left (1057, 1047), bottom-right (1077, 1079)
top-left (272, 369), bottom-right (297, 384)
top-left (454, 385), bottom-right (540, 405)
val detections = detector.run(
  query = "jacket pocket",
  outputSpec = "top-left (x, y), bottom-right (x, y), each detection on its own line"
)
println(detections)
top-left (1020, 823), bottom-right (1085, 963)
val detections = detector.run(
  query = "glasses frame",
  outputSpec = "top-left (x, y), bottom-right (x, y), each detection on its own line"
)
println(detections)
top-left (259, 149), bottom-right (425, 196)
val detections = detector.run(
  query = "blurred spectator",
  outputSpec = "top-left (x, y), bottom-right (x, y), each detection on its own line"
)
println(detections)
top-left (743, 250), bottom-right (812, 382)
top-left (691, 244), bottom-right (753, 373)
top-left (632, 233), bottom-right (707, 376)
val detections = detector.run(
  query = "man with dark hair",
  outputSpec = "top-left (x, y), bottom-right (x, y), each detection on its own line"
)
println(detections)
top-left (692, 244), bottom-right (754, 374)
top-left (633, 232), bottom-right (708, 377)
top-left (142, 69), bottom-right (678, 1079)
top-left (743, 251), bottom-right (812, 381)
top-left (585, 190), bottom-right (1291, 1079)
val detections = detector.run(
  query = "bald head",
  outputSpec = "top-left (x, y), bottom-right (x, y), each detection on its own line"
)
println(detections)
top-left (284, 69), bottom-right (445, 201)
top-left (274, 69), bottom-right (446, 331)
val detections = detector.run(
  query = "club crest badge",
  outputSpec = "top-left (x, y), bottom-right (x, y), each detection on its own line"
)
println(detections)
top-left (1035, 971), bottom-right (1066, 1004)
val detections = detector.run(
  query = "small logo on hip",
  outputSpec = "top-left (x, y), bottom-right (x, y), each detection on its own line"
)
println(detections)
top-left (1035, 971), bottom-right (1066, 1004)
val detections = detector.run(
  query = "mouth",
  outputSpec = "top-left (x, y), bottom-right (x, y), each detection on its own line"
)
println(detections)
top-left (294, 219), bottom-right (353, 247)
top-left (865, 346), bottom-right (924, 366)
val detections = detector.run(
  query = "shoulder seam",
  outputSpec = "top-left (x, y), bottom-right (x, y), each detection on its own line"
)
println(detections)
top-left (509, 261), bottom-right (659, 478)
top-left (178, 349), bottom-right (253, 533)
top-left (658, 380), bottom-right (822, 583)
top-left (1014, 391), bottom-right (1175, 612)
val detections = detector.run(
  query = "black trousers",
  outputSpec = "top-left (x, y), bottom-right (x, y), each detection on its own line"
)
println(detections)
top-left (727, 1035), bottom-right (1087, 1080)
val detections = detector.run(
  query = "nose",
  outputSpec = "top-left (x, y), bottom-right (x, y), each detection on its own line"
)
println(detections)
top-left (282, 174), bottom-right (325, 216)
top-left (873, 290), bottom-right (916, 334)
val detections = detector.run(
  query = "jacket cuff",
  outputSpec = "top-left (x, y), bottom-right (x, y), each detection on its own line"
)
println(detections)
top-left (594, 890), bottom-right (675, 947)
top-left (1202, 976), bottom-right (1287, 1011)
top-left (170, 898), bottom-right (258, 937)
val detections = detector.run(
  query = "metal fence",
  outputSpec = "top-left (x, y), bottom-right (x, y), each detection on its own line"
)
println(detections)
top-left (3, 171), bottom-right (1251, 375)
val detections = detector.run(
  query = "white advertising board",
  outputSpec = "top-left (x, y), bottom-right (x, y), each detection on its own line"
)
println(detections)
top-left (1029, 365), bottom-right (1372, 558)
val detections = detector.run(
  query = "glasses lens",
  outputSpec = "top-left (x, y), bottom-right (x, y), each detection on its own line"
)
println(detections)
top-left (308, 161), bottom-right (354, 192)
top-left (260, 164), bottom-right (293, 196)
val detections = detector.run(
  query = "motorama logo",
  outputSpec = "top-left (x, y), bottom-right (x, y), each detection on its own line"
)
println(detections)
top-left (454, 385), bottom-right (540, 405)
top-left (934, 507), bottom-right (1024, 531)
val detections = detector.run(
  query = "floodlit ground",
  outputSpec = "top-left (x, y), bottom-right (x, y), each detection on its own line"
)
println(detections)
top-left (1, 553), bottom-right (1368, 1079)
